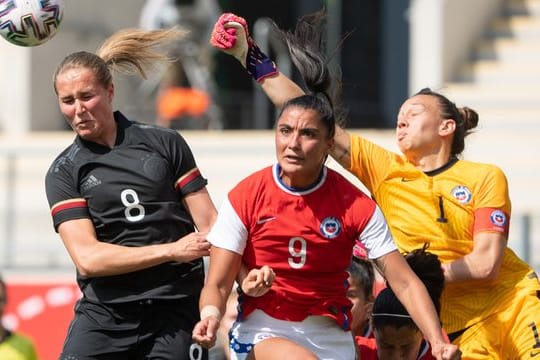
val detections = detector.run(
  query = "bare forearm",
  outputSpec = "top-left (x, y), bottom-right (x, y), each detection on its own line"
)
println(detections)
top-left (199, 283), bottom-right (231, 317)
top-left (200, 248), bottom-right (241, 314)
top-left (329, 126), bottom-right (351, 169)
top-left (397, 279), bottom-right (447, 347)
top-left (260, 73), bottom-right (304, 108)
top-left (378, 252), bottom-right (447, 347)
top-left (443, 231), bottom-right (505, 283)
top-left (73, 241), bottom-right (174, 277)
top-left (442, 254), bottom-right (500, 283)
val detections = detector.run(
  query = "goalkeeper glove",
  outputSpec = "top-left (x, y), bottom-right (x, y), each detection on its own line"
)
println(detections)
top-left (210, 13), bottom-right (278, 82)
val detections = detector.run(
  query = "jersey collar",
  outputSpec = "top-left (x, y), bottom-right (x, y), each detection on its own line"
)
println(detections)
top-left (272, 163), bottom-right (327, 195)
top-left (424, 156), bottom-right (459, 177)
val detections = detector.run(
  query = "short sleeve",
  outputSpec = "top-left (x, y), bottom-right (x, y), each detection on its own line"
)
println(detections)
top-left (45, 154), bottom-right (90, 231)
top-left (359, 205), bottom-right (397, 259)
top-left (168, 131), bottom-right (208, 196)
top-left (207, 197), bottom-right (248, 255)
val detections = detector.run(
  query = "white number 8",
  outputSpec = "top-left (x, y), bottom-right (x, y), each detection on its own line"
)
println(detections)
top-left (288, 237), bottom-right (307, 269)
top-left (121, 189), bottom-right (145, 222)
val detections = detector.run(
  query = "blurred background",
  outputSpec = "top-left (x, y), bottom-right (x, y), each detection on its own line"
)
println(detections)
top-left (1, 0), bottom-right (539, 358)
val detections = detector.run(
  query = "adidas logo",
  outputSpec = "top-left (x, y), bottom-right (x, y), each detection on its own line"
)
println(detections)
top-left (81, 175), bottom-right (102, 191)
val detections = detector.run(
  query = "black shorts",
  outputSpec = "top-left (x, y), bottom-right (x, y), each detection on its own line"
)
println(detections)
top-left (59, 297), bottom-right (208, 360)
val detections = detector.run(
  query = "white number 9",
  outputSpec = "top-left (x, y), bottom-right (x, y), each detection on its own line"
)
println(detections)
top-left (288, 237), bottom-right (307, 269)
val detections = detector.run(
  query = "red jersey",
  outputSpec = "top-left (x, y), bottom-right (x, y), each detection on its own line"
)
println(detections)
top-left (208, 164), bottom-right (396, 329)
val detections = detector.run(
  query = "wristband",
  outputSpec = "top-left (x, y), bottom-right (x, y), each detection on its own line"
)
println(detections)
top-left (246, 42), bottom-right (279, 82)
top-left (200, 305), bottom-right (222, 320)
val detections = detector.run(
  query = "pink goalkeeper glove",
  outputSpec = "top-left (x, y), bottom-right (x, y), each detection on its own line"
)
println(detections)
top-left (210, 13), bottom-right (278, 82)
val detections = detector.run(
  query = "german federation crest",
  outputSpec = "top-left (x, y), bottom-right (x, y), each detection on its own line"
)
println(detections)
top-left (320, 217), bottom-right (341, 239)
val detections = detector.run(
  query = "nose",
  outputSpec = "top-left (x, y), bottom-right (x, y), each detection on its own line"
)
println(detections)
top-left (287, 131), bottom-right (300, 149)
top-left (75, 99), bottom-right (86, 114)
top-left (397, 117), bottom-right (407, 129)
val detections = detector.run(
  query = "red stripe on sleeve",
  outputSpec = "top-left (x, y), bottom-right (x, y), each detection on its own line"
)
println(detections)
top-left (51, 199), bottom-right (87, 216)
top-left (175, 168), bottom-right (201, 190)
top-left (474, 207), bottom-right (509, 235)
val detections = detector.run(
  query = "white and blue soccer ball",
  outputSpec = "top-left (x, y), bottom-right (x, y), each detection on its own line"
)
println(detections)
top-left (0, 0), bottom-right (64, 47)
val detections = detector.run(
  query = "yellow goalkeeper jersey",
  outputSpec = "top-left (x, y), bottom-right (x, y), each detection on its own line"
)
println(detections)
top-left (0, 331), bottom-right (37, 360)
top-left (349, 134), bottom-right (537, 333)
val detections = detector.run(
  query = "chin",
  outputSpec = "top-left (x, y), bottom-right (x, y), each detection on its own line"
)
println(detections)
top-left (77, 129), bottom-right (99, 141)
top-left (280, 162), bottom-right (304, 173)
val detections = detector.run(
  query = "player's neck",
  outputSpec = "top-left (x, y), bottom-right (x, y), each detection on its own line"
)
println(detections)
top-left (410, 153), bottom-right (452, 172)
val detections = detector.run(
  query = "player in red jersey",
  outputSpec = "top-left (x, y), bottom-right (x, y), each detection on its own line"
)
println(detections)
top-left (192, 12), bottom-right (459, 360)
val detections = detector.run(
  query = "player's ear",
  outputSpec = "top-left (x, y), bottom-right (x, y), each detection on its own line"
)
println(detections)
top-left (364, 301), bottom-right (373, 321)
top-left (439, 119), bottom-right (455, 136)
top-left (108, 83), bottom-right (115, 102)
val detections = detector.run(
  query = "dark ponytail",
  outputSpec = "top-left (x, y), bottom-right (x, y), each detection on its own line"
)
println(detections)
top-left (271, 10), bottom-right (348, 137)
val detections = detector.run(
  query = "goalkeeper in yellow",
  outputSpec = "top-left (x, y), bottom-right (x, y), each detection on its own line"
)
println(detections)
top-left (210, 11), bottom-right (540, 359)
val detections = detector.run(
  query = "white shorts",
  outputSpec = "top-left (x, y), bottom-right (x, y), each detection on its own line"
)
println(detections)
top-left (228, 309), bottom-right (356, 360)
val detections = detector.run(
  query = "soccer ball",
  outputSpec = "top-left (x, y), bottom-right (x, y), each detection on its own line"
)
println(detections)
top-left (0, 0), bottom-right (64, 47)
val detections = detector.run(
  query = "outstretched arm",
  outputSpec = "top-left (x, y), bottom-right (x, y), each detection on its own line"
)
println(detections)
top-left (210, 12), bottom-right (303, 106)
top-left (211, 12), bottom-right (352, 168)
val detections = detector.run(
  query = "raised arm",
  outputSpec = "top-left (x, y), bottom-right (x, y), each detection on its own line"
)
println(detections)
top-left (211, 13), bottom-right (352, 169)
top-left (210, 13), bottom-right (303, 107)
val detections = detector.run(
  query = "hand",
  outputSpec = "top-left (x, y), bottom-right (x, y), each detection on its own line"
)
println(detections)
top-left (192, 316), bottom-right (220, 348)
top-left (241, 265), bottom-right (275, 297)
top-left (210, 13), bottom-right (250, 66)
top-left (170, 232), bottom-right (211, 263)
top-left (431, 342), bottom-right (461, 360)
top-left (210, 12), bottom-right (278, 82)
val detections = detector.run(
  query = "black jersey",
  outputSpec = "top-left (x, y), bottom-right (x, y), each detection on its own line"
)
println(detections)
top-left (45, 111), bottom-right (207, 303)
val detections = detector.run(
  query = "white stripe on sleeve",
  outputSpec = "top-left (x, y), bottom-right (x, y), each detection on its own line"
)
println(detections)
top-left (360, 205), bottom-right (398, 259)
top-left (207, 197), bottom-right (248, 255)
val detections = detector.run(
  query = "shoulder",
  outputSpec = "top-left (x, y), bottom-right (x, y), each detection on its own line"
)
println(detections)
top-left (129, 120), bottom-right (182, 142)
top-left (131, 121), bottom-right (178, 136)
top-left (117, 111), bottom-right (183, 143)
top-left (326, 168), bottom-right (375, 204)
top-left (457, 159), bottom-right (506, 176)
top-left (234, 166), bottom-right (272, 189)
top-left (326, 168), bottom-right (368, 192)
top-left (46, 141), bottom-right (81, 176)
top-left (454, 160), bottom-right (508, 187)
top-left (229, 167), bottom-right (273, 201)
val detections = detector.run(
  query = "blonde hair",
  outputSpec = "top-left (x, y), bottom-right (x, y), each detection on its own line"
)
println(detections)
top-left (53, 27), bottom-right (187, 93)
